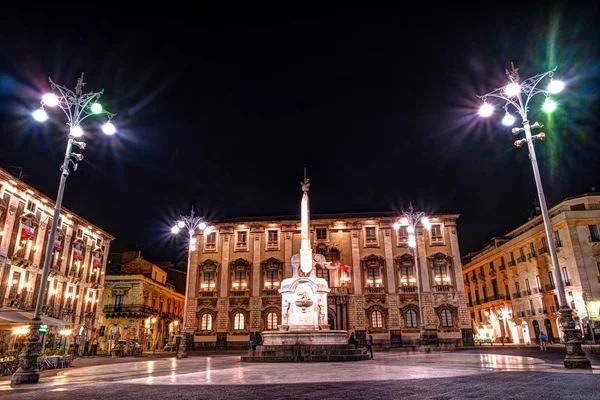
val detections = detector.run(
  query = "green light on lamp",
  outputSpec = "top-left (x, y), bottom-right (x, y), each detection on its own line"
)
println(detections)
top-left (91, 102), bottom-right (103, 114)
top-left (542, 98), bottom-right (556, 113)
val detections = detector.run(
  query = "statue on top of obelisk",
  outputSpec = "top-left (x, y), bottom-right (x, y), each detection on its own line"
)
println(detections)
top-left (299, 168), bottom-right (314, 276)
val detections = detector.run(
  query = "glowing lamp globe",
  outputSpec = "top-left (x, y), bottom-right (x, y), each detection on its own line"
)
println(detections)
top-left (504, 82), bottom-right (520, 97)
top-left (177, 221), bottom-right (185, 229)
top-left (171, 226), bottom-right (180, 234)
top-left (547, 80), bottom-right (565, 94)
top-left (542, 98), bottom-right (557, 113)
top-left (42, 93), bottom-right (59, 107)
top-left (400, 217), bottom-right (409, 225)
top-left (479, 103), bottom-right (493, 117)
top-left (91, 102), bottom-right (103, 114)
top-left (70, 126), bottom-right (83, 137)
top-left (502, 114), bottom-right (516, 126)
top-left (102, 122), bottom-right (116, 135)
top-left (32, 109), bottom-right (48, 122)
top-left (198, 222), bottom-right (207, 231)
top-left (393, 222), bottom-right (400, 230)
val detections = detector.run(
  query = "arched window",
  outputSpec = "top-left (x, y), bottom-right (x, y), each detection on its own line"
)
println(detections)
top-left (266, 312), bottom-right (278, 330)
top-left (371, 310), bottom-right (383, 328)
top-left (201, 314), bottom-right (212, 330)
top-left (234, 313), bottom-right (245, 330)
top-left (441, 309), bottom-right (453, 327)
top-left (406, 309), bottom-right (418, 328)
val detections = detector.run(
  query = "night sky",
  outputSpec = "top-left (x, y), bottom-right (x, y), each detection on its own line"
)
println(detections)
top-left (1, 6), bottom-right (599, 263)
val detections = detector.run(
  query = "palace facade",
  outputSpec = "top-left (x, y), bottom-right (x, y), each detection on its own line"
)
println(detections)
top-left (0, 168), bottom-right (113, 353)
top-left (462, 193), bottom-right (600, 344)
top-left (185, 212), bottom-right (470, 349)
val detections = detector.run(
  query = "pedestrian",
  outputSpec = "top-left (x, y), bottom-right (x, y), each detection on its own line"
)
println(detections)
top-left (255, 331), bottom-right (263, 346)
top-left (249, 332), bottom-right (256, 350)
top-left (539, 332), bottom-right (548, 351)
top-left (363, 331), bottom-right (374, 359)
top-left (348, 332), bottom-right (358, 349)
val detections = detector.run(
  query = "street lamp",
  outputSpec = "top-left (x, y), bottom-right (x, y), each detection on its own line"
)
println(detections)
top-left (477, 63), bottom-right (591, 369)
top-left (393, 203), bottom-right (431, 344)
top-left (171, 206), bottom-right (207, 359)
top-left (11, 73), bottom-right (116, 385)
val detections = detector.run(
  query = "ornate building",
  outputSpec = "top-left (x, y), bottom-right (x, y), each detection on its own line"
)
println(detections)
top-left (99, 252), bottom-right (184, 353)
top-left (462, 193), bottom-right (600, 344)
top-left (0, 168), bottom-right (113, 352)
top-left (186, 212), bottom-right (469, 349)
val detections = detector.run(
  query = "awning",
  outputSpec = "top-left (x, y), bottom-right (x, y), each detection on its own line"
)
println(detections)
top-left (0, 309), bottom-right (66, 330)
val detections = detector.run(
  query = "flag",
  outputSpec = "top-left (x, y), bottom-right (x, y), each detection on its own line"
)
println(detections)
top-left (73, 248), bottom-right (83, 261)
top-left (20, 225), bottom-right (34, 239)
top-left (93, 257), bottom-right (102, 267)
top-left (53, 240), bottom-right (62, 252)
top-left (341, 264), bottom-right (349, 273)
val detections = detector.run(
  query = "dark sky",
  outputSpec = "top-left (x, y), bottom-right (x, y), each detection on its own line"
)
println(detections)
top-left (1, 6), bottom-right (599, 263)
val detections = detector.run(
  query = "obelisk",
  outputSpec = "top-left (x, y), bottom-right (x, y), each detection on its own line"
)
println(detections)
top-left (299, 169), bottom-right (313, 276)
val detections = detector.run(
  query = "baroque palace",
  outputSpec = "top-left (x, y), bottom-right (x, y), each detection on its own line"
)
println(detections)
top-left (185, 211), bottom-right (470, 349)
top-left (0, 168), bottom-right (113, 354)
top-left (462, 193), bottom-right (600, 345)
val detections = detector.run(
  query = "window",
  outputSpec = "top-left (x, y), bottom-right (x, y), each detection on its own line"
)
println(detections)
top-left (203, 271), bottom-right (216, 290)
top-left (234, 313), bottom-right (245, 330)
top-left (367, 267), bottom-right (381, 287)
top-left (26, 199), bottom-right (36, 213)
top-left (267, 230), bottom-right (279, 249)
top-left (96, 237), bottom-right (103, 248)
top-left (554, 231), bottom-right (562, 247)
top-left (364, 227), bottom-right (377, 245)
top-left (525, 278), bottom-right (531, 293)
top-left (235, 231), bottom-right (248, 250)
top-left (397, 226), bottom-right (409, 242)
top-left (76, 227), bottom-right (84, 239)
top-left (316, 265), bottom-right (330, 283)
top-left (205, 232), bottom-right (217, 250)
top-left (510, 252), bottom-right (516, 264)
top-left (265, 270), bottom-right (279, 288)
top-left (266, 312), bottom-right (278, 330)
top-left (430, 224), bottom-right (443, 243)
top-left (400, 266), bottom-right (414, 286)
top-left (536, 275), bottom-right (542, 291)
top-left (371, 310), bottom-right (383, 328)
top-left (548, 271), bottom-right (555, 288)
top-left (406, 310), bottom-right (418, 328)
top-left (316, 228), bottom-right (327, 241)
top-left (233, 270), bottom-right (247, 289)
top-left (529, 242), bottom-right (536, 257)
top-left (434, 264), bottom-right (449, 284)
top-left (541, 236), bottom-right (548, 252)
top-left (114, 295), bottom-right (123, 310)
top-left (201, 314), bottom-right (212, 330)
top-left (589, 225), bottom-right (600, 242)
top-left (515, 282), bottom-right (520, 294)
top-left (440, 309), bottom-right (453, 327)
top-left (562, 267), bottom-right (570, 285)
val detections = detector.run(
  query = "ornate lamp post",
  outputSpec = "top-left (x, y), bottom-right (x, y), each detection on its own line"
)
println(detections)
top-left (171, 207), bottom-right (207, 359)
top-left (12, 74), bottom-right (116, 385)
top-left (477, 63), bottom-right (591, 369)
top-left (393, 203), bottom-right (431, 344)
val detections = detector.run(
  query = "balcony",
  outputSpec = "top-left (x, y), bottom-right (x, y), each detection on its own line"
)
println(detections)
top-left (230, 290), bottom-right (249, 297)
top-left (399, 286), bottom-right (417, 293)
top-left (433, 285), bottom-right (452, 293)
top-left (538, 247), bottom-right (548, 254)
top-left (262, 289), bottom-right (280, 296)
top-left (517, 256), bottom-right (526, 263)
top-left (516, 311), bottom-right (525, 317)
top-left (564, 280), bottom-right (572, 286)
top-left (102, 305), bottom-right (156, 318)
top-left (499, 264), bottom-right (506, 271)
top-left (544, 284), bottom-right (556, 291)
top-left (508, 260), bottom-right (516, 267)
top-left (329, 287), bottom-right (349, 296)
top-left (527, 252), bottom-right (536, 260)
top-left (365, 286), bottom-right (385, 294)
top-left (198, 291), bottom-right (217, 297)
top-left (512, 292), bottom-right (522, 299)
top-left (521, 290), bottom-right (531, 297)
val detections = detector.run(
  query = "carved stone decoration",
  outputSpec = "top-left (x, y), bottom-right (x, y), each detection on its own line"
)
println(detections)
top-left (394, 253), bottom-right (414, 269)
top-left (10, 323), bottom-right (43, 384)
top-left (365, 294), bottom-right (386, 304)
top-left (558, 306), bottom-right (592, 369)
top-left (229, 297), bottom-right (249, 307)
top-left (197, 298), bottom-right (218, 308)
top-left (427, 252), bottom-right (453, 269)
top-left (262, 297), bottom-right (279, 306)
top-left (199, 259), bottom-right (220, 271)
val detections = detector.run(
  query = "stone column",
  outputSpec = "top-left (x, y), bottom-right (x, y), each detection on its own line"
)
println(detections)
top-left (351, 228), bottom-right (362, 295)
top-left (446, 220), bottom-right (469, 327)
top-left (184, 234), bottom-right (199, 333)
top-left (252, 231), bottom-right (261, 297)
top-left (383, 228), bottom-right (396, 293)
top-left (283, 228), bottom-right (293, 278)
top-left (0, 197), bottom-right (19, 256)
top-left (217, 232), bottom-right (231, 332)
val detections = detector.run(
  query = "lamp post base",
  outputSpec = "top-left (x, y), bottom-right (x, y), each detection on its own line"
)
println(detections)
top-left (176, 333), bottom-right (188, 359)
top-left (11, 322), bottom-right (42, 386)
top-left (558, 307), bottom-right (592, 369)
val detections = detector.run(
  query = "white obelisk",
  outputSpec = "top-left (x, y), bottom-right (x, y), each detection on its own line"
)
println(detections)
top-left (300, 169), bottom-right (313, 276)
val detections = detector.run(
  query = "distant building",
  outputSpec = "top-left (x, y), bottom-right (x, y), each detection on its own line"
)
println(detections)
top-left (462, 193), bottom-right (600, 344)
top-left (0, 167), bottom-right (113, 353)
top-left (166, 262), bottom-right (187, 295)
top-left (99, 251), bottom-right (184, 352)
top-left (185, 212), bottom-right (469, 349)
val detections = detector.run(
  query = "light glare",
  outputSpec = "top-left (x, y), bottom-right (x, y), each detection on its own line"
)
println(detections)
top-left (502, 114), bottom-right (516, 126)
top-left (547, 80), bottom-right (565, 94)
top-left (504, 82), bottom-right (520, 97)
top-left (32, 109), bottom-right (48, 122)
top-left (42, 93), bottom-right (59, 107)
top-left (393, 222), bottom-right (400, 230)
top-left (102, 122), bottom-right (116, 135)
top-left (177, 221), bottom-right (185, 228)
top-left (198, 222), bottom-right (207, 231)
top-left (400, 217), bottom-right (409, 225)
top-left (71, 126), bottom-right (83, 137)
top-left (91, 102), bottom-right (103, 114)
top-left (542, 98), bottom-right (557, 113)
top-left (171, 226), bottom-right (180, 234)
top-left (479, 102), bottom-right (493, 117)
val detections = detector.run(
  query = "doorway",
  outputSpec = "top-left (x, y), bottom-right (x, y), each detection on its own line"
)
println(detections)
top-left (544, 318), bottom-right (554, 343)
top-left (532, 320), bottom-right (540, 344)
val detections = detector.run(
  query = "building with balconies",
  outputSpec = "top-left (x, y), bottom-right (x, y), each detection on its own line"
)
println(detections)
top-left (99, 251), bottom-right (185, 353)
top-left (0, 168), bottom-right (113, 353)
top-left (187, 212), bottom-right (470, 349)
top-left (462, 193), bottom-right (600, 345)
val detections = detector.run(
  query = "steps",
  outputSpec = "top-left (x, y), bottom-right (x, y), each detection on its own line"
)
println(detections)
top-left (240, 344), bottom-right (370, 362)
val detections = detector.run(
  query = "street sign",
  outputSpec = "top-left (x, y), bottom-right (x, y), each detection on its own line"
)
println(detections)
top-left (39, 325), bottom-right (48, 333)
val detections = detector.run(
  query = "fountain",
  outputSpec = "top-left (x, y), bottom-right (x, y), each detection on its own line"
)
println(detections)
top-left (241, 174), bottom-right (368, 362)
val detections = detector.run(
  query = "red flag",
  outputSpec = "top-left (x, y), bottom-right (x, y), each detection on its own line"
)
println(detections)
top-left (341, 264), bottom-right (349, 273)
top-left (73, 249), bottom-right (83, 261)
top-left (93, 257), bottom-right (102, 267)
top-left (20, 225), bottom-right (34, 239)
top-left (53, 240), bottom-right (62, 252)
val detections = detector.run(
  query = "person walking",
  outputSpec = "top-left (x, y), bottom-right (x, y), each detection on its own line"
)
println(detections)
top-left (539, 332), bottom-right (548, 351)
top-left (363, 331), bottom-right (374, 359)
top-left (348, 332), bottom-right (358, 349)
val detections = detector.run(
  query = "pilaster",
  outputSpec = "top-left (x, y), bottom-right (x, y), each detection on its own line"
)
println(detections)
top-left (383, 228), bottom-right (396, 293)
top-left (351, 229), bottom-right (362, 294)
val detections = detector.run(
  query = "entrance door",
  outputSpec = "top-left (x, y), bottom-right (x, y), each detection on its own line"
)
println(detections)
top-left (544, 319), bottom-right (554, 343)
top-left (532, 320), bottom-right (540, 343)
top-left (327, 310), bottom-right (336, 330)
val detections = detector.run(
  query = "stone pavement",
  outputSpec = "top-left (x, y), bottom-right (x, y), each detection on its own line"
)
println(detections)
top-left (0, 347), bottom-right (598, 399)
